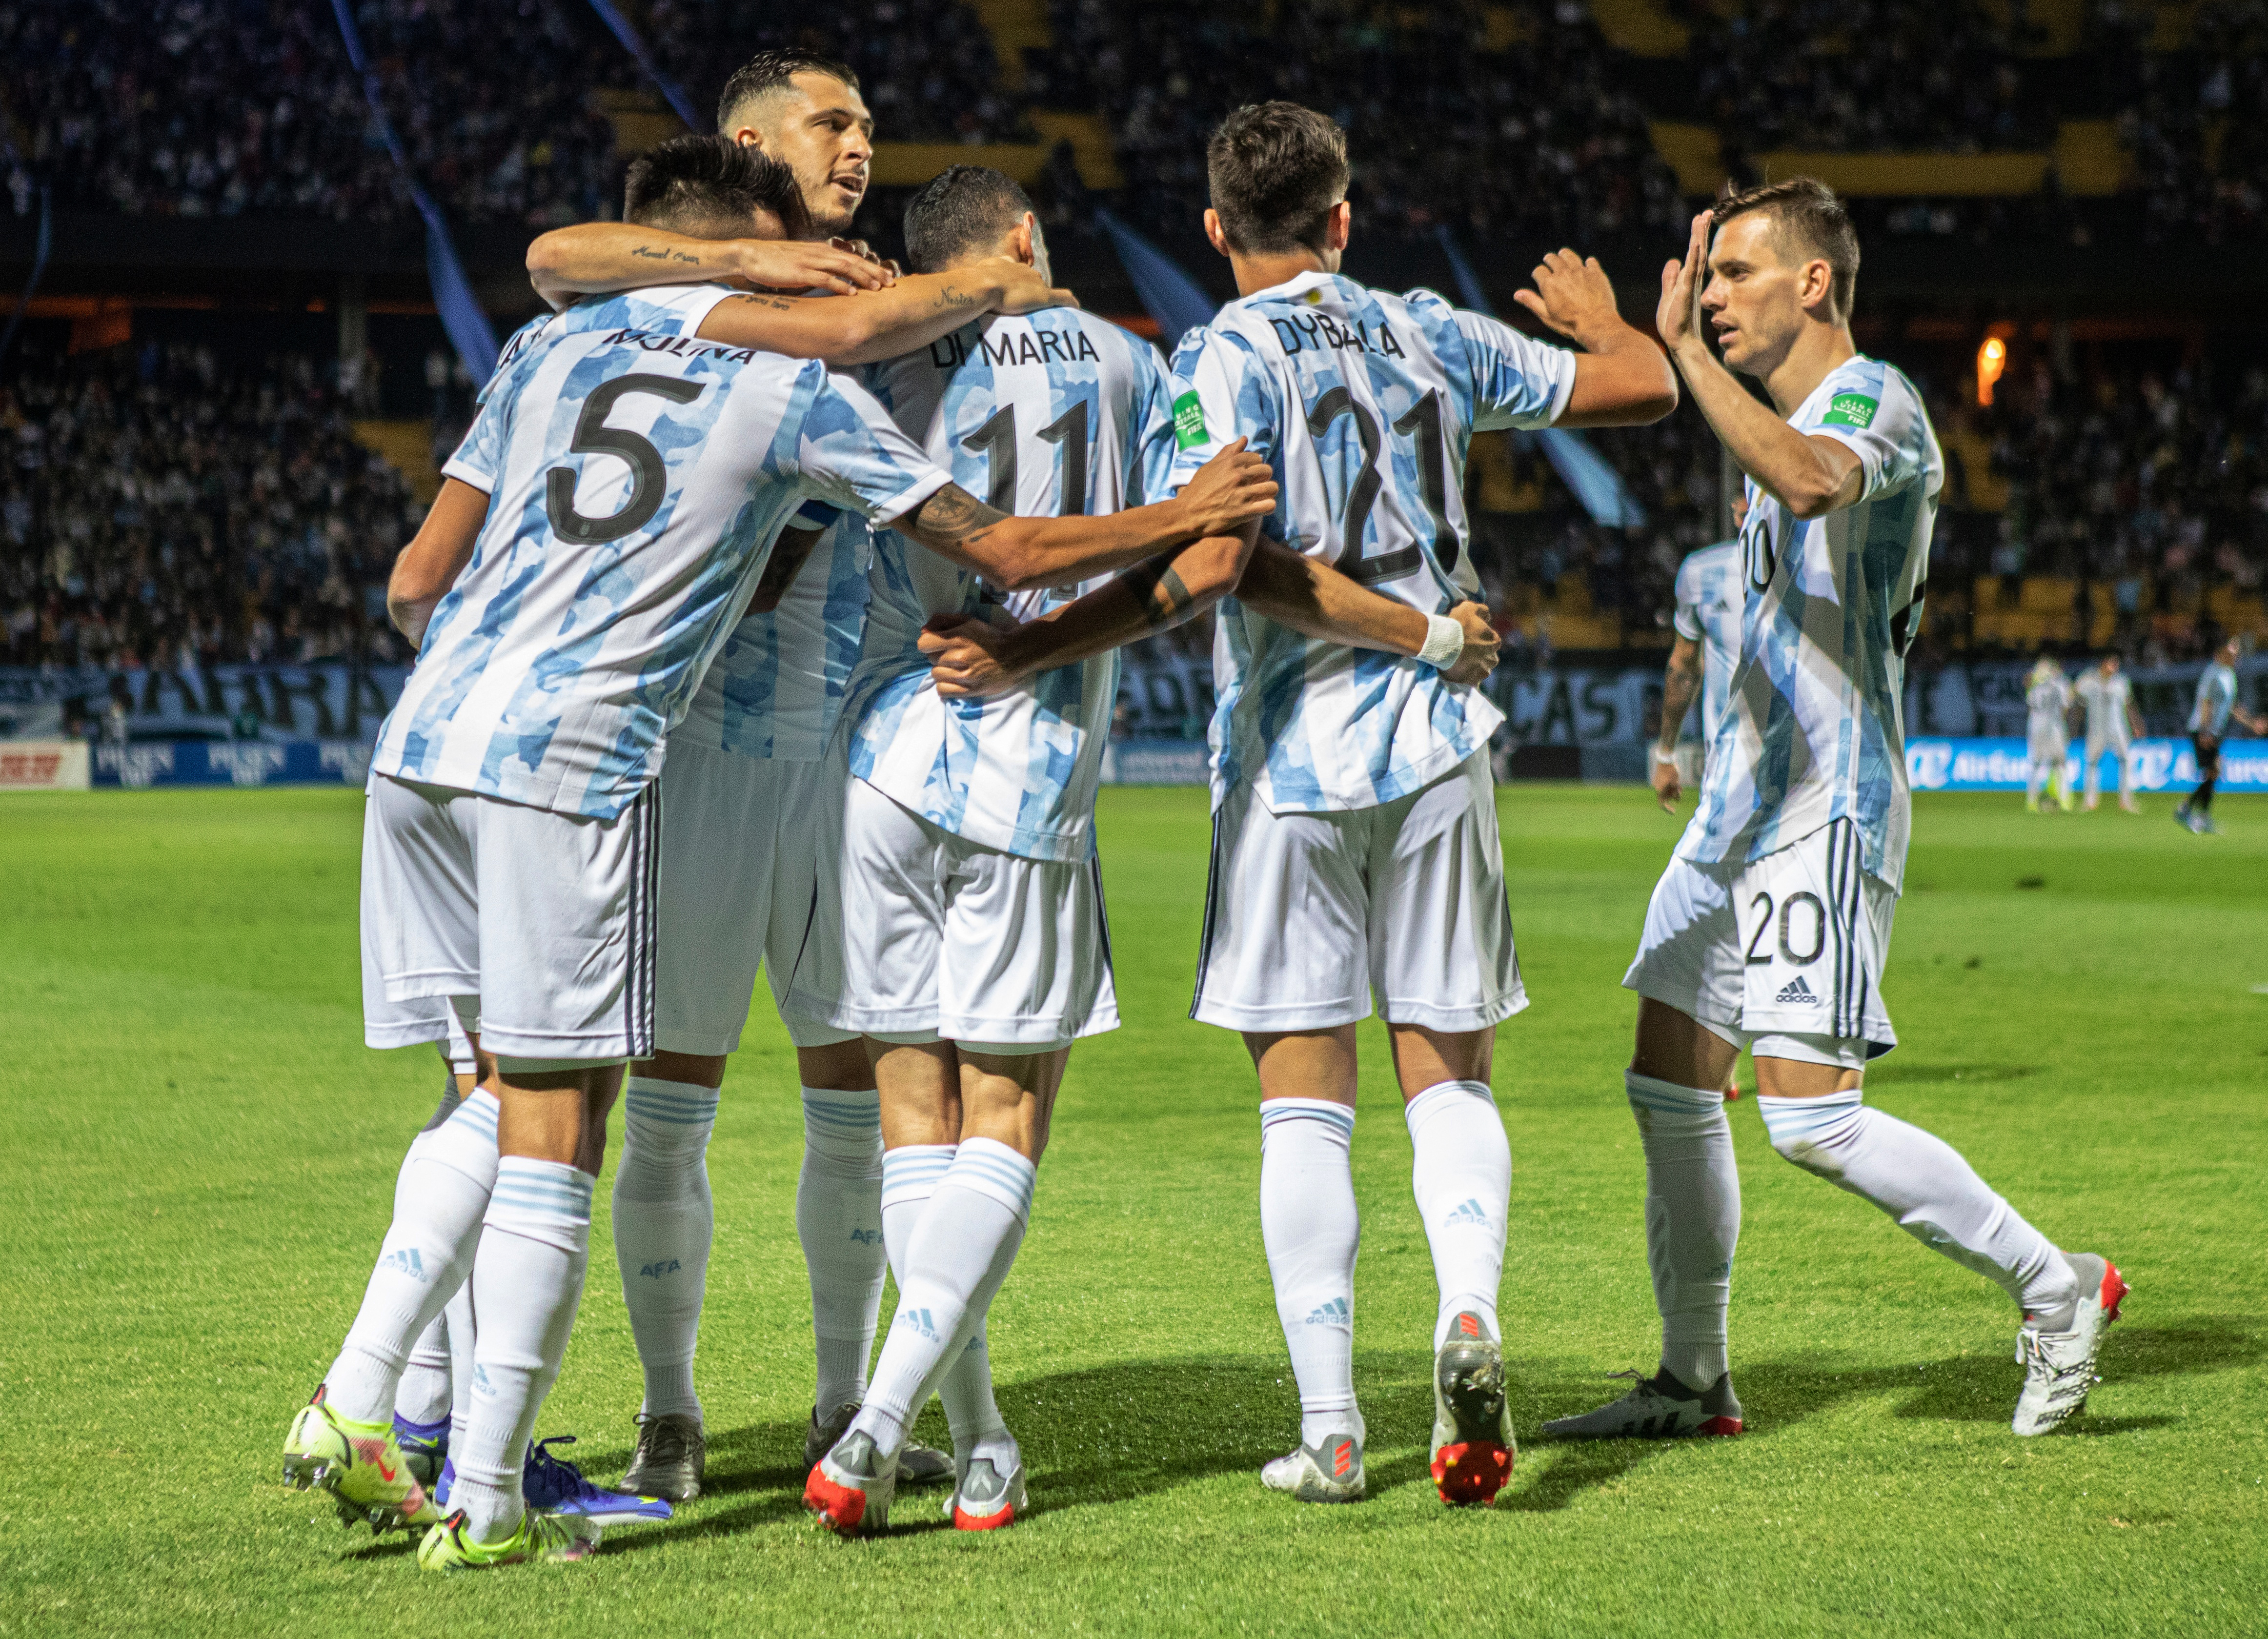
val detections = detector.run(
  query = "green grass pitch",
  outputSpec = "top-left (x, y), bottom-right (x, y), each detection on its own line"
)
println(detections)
top-left (2, 783), bottom-right (2263, 1637)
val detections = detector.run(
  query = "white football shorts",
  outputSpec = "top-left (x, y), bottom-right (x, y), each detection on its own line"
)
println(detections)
top-left (795, 775), bottom-right (1118, 1052)
top-left (651, 740), bottom-right (855, 1056)
top-left (1623, 817), bottom-right (1897, 1068)
top-left (1190, 751), bottom-right (1524, 1034)
top-left (360, 772), bottom-right (659, 1064)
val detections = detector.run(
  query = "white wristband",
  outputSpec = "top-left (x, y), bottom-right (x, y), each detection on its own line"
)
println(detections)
top-left (1652, 746), bottom-right (1681, 766)
top-left (1417, 613), bottom-right (1465, 670)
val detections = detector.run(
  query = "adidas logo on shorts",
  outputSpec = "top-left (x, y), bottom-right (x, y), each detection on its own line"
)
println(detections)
top-left (1774, 976), bottom-right (1820, 1006)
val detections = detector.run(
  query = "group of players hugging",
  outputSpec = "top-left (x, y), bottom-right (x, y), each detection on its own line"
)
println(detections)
top-left (275, 50), bottom-right (2126, 1569)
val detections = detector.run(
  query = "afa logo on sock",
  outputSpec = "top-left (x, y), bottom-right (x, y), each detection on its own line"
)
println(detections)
top-left (847, 1228), bottom-right (881, 1246)
top-left (639, 1259), bottom-right (683, 1279)
top-left (379, 1248), bottom-right (428, 1281)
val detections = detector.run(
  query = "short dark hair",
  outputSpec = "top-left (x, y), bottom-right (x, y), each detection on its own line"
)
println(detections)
top-left (717, 48), bottom-right (860, 133)
top-left (1711, 177), bottom-right (1861, 324)
top-left (901, 165), bottom-right (1034, 274)
top-left (624, 134), bottom-right (810, 240)
top-left (1206, 101), bottom-right (1348, 256)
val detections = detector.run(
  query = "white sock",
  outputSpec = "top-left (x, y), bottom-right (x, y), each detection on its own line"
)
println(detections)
top-left (453, 1158), bottom-right (594, 1542)
top-left (854, 1139), bottom-right (1034, 1460)
top-left (1404, 1080), bottom-right (1510, 1350)
top-left (1259, 1098), bottom-right (1363, 1450)
top-left (2026, 763), bottom-right (2048, 804)
top-left (325, 1091), bottom-right (499, 1425)
top-left (445, 1275), bottom-right (477, 1456)
top-left (798, 1086), bottom-right (886, 1420)
top-left (1757, 1090), bottom-right (2079, 1323)
top-left (1627, 1071), bottom-right (1740, 1388)
top-left (611, 1078), bottom-right (717, 1421)
top-left (392, 1123), bottom-right (459, 1428)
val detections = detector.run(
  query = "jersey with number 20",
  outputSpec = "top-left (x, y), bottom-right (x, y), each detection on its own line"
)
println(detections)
top-left (1166, 271), bottom-right (1575, 813)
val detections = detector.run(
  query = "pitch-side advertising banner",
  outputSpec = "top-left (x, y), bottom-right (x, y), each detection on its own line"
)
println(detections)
top-left (0, 740), bottom-right (90, 791)
top-left (1904, 737), bottom-right (2266, 793)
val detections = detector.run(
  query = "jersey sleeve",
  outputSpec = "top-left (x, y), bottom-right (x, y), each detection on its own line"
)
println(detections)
top-left (1671, 555), bottom-right (1703, 642)
top-left (1451, 309), bottom-right (1578, 431)
top-left (440, 392), bottom-right (508, 494)
top-left (1126, 337), bottom-right (1181, 507)
top-left (1808, 360), bottom-right (1931, 501)
top-left (1163, 325), bottom-right (1278, 495)
top-left (793, 371), bottom-right (952, 527)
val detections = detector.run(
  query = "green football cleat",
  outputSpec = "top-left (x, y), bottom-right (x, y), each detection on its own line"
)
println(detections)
top-left (417, 1506), bottom-right (601, 1571)
top-left (281, 1384), bottom-right (442, 1534)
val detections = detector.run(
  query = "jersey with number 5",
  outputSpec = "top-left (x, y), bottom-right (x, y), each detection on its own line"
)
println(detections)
top-left (374, 283), bottom-right (950, 820)
top-left (848, 309), bottom-right (1177, 862)
top-left (1166, 271), bottom-right (1575, 812)
top-left (1681, 355), bottom-right (1942, 890)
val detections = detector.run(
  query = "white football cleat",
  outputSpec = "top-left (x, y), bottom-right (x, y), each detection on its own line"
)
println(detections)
top-left (2013, 1253), bottom-right (2127, 1436)
top-left (1260, 1431), bottom-right (1365, 1503)
top-left (1541, 1369), bottom-right (1744, 1440)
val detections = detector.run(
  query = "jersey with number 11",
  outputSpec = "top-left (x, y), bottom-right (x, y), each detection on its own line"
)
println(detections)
top-left (1165, 271), bottom-right (1576, 813)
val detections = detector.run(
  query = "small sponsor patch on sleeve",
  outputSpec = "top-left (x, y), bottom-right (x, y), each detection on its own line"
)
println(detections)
top-left (1822, 391), bottom-right (1879, 430)
top-left (1172, 390), bottom-right (1211, 451)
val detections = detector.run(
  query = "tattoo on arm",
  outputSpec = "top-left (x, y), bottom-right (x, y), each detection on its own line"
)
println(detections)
top-left (912, 483), bottom-right (1010, 546)
top-left (1119, 559), bottom-right (1199, 631)
top-left (630, 244), bottom-right (704, 265)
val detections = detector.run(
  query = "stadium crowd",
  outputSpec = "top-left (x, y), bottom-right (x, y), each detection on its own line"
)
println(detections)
top-left (0, 342), bottom-right (417, 672)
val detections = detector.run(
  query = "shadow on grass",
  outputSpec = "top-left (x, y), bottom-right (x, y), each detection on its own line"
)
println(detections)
top-left (1511, 1318), bottom-right (2255, 1510)
top-left (591, 1320), bottom-right (2254, 1546)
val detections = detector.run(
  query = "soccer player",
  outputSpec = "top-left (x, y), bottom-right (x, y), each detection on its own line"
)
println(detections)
top-left (1034, 102), bottom-right (1676, 1508)
top-left (2075, 653), bottom-right (2143, 813)
top-left (522, 53), bottom-right (974, 1501)
top-left (1550, 180), bottom-right (2125, 1445)
top-left (798, 164), bottom-right (1495, 1534)
top-left (2025, 654), bottom-right (2076, 813)
top-left (2176, 637), bottom-right (2262, 834)
top-left (1652, 524), bottom-right (1742, 812)
top-left (280, 140), bottom-right (1280, 1570)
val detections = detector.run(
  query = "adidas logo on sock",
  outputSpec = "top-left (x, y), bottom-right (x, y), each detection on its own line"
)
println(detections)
top-left (898, 1307), bottom-right (940, 1340)
top-left (1444, 1198), bottom-right (1490, 1227)
top-left (379, 1248), bottom-right (427, 1281)
top-left (1303, 1297), bottom-right (1351, 1329)
top-left (1774, 975), bottom-right (1820, 1005)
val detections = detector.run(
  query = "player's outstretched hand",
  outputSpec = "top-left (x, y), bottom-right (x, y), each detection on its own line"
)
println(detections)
top-left (1651, 751), bottom-right (1682, 812)
top-left (1511, 249), bottom-right (1621, 342)
top-left (730, 238), bottom-right (894, 295)
top-left (1442, 601), bottom-right (1501, 686)
top-left (832, 238), bottom-right (903, 280)
top-left (1656, 211), bottom-right (1710, 355)
top-left (921, 612), bottom-right (1023, 698)
top-left (1176, 438), bottom-right (1279, 537)
top-left (977, 256), bottom-right (1080, 315)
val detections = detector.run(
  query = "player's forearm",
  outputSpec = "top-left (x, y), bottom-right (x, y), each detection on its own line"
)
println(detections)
top-left (1557, 322), bottom-right (1680, 428)
top-left (1658, 652), bottom-right (1701, 751)
top-left (387, 478), bottom-right (489, 645)
top-left (992, 526), bottom-right (1261, 675)
top-left (526, 222), bottom-right (720, 309)
top-left (938, 496), bottom-right (1207, 592)
top-left (1232, 540), bottom-right (1431, 654)
top-left (694, 274), bottom-right (1008, 366)
top-left (1672, 341), bottom-right (1857, 518)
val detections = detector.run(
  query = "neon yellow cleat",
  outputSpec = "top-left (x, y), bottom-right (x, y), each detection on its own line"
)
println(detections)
top-left (281, 1384), bottom-right (442, 1534)
top-left (417, 1507), bottom-right (601, 1571)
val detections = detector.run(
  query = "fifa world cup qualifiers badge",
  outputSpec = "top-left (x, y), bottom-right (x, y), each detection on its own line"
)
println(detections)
top-left (1173, 391), bottom-right (1210, 451)
top-left (1822, 392), bottom-right (1878, 429)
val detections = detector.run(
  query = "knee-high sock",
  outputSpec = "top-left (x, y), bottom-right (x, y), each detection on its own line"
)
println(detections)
top-left (453, 1158), bottom-right (594, 1541)
top-left (1757, 1091), bottom-right (2078, 1324)
top-left (445, 1271), bottom-right (477, 1454)
top-left (2026, 760), bottom-right (2050, 806)
top-left (1405, 1080), bottom-right (1511, 1349)
top-left (798, 1086), bottom-right (886, 1420)
top-left (1260, 1098), bottom-right (1362, 1448)
top-left (611, 1078), bottom-right (717, 1420)
top-left (393, 1089), bottom-right (466, 1428)
top-left (879, 1144), bottom-right (1011, 1466)
top-left (1627, 1072), bottom-right (1741, 1388)
top-left (325, 1091), bottom-right (500, 1426)
top-left (2195, 768), bottom-right (2220, 814)
top-left (853, 1139), bottom-right (1033, 1461)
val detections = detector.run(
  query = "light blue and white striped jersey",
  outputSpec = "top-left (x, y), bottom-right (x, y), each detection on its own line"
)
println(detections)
top-left (374, 284), bottom-right (950, 819)
top-left (2192, 661), bottom-right (2239, 735)
top-left (1166, 271), bottom-right (1575, 812)
top-left (1680, 355), bottom-right (1943, 889)
top-left (1672, 539), bottom-right (1742, 743)
top-left (671, 505), bottom-right (873, 761)
top-left (847, 311), bottom-right (1178, 861)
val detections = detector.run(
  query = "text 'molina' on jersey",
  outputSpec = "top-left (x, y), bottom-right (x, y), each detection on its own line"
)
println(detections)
top-left (848, 308), bottom-right (1180, 862)
top-left (1682, 355), bottom-right (1944, 889)
top-left (1165, 271), bottom-right (1575, 813)
top-left (373, 283), bottom-right (950, 819)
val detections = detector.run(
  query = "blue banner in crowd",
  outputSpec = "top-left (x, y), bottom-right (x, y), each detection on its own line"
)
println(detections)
top-left (1904, 737), bottom-right (2267, 793)
top-left (93, 739), bottom-right (374, 789)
